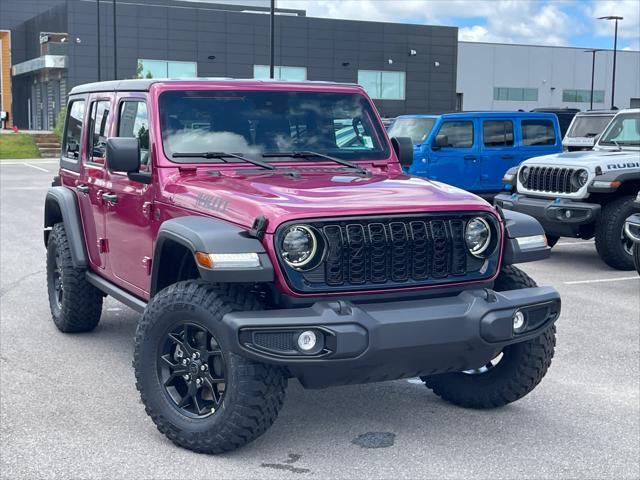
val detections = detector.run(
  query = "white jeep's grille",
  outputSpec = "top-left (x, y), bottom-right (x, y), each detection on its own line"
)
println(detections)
top-left (523, 166), bottom-right (578, 194)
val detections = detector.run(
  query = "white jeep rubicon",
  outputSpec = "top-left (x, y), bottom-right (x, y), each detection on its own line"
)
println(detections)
top-left (495, 109), bottom-right (640, 270)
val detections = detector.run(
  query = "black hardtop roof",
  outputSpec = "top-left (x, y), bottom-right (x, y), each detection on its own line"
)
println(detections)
top-left (68, 78), bottom-right (358, 95)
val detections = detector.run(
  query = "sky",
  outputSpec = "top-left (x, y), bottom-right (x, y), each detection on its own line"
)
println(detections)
top-left (205, 0), bottom-right (640, 51)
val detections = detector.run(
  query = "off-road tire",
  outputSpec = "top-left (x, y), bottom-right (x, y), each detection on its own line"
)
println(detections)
top-left (595, 196), bottom-right (636, 270)
top-left (46, 223), bottom-right (103, 332)
top-left (633, 243), bottom-right (640, 275)
top-left (421, 265), bottom-right (556, 409)
top-left (134, 281), bottom-right (288, 454)
top-left (546, 235), bottom-right (559, 248)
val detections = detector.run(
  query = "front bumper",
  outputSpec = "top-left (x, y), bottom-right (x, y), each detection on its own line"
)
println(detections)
top-left (495, 193), bottom-right (601, 237)
top-left (221, 286), bottom-right (561, 389)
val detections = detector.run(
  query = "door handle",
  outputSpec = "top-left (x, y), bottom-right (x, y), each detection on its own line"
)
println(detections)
top-left (76, 184), bottom-right (89, 194)
top-left (464, 155), bottom-right (477, 161)
top-left (102, 192), bottom-right (118, 204)
top-left (501, 154), bottom-right (514, 159)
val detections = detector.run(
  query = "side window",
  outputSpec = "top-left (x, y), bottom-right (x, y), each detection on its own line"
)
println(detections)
top-left (63, 100), bottom-right (85, 160)
top-left (87, 100), bottom-right (111, 164)
top-left (522, 119), bottom-right (556, 146)
top-left (118, 101), bottom-right (150, 165)
top-left (483, 120), bottom-right (514, 147)
top-left (435, 121), bottom-right (474, 148)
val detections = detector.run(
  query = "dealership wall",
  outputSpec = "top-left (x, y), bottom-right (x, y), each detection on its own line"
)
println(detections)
top-left (457, 41), bottom-right (640, 111)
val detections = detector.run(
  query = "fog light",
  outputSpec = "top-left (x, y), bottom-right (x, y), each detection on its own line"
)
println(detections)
top-left (564, 210), bottom-right (572, 219)
top-left (297, 331), bottom-right (317, 351)
top-left (513, 310), bottom-right (526, 333)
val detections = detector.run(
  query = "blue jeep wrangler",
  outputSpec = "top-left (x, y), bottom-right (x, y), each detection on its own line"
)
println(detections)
top-left (388, 112), bottom-right (562, 197)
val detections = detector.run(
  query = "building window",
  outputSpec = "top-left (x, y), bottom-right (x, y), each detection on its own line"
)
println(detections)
top-left (136, 59), bottom-right (197, 79)
top-left (483, 120), bottom-right (514, 147)
top-left (521, 119), bottom-right (556, 146)
top-left (493, 87), bottom-right (538, 102)
top-left (253, 65), bottom-right (307, 81)
top-left (357, 70), bottom-right (406, 100)
top-left (562, 89), bottom-right (605, 103)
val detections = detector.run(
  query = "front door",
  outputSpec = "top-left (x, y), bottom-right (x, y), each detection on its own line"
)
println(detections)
top-left (427, 119), bottom-right (480, 191)
top-left (480, 118), bottom-right (516, 192)
top-left (104, 96), bottom-right (153, 296)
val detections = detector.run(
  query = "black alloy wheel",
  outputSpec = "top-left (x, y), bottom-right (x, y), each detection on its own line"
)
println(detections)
top-left (159, 322), bottom-right (227, 418)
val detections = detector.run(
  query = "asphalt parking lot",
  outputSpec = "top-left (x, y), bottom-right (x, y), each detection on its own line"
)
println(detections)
top-left (1, 159), bottom-right (639, 479)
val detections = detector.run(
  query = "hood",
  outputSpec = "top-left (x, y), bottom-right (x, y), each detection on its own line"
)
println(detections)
top-left (521, 150), bottom-right (640, 173)
top-left (162, 167), bottom-right (492, 233)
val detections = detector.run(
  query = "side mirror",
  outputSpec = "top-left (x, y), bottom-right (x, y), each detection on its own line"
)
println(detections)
top-left (391, 136), bottom-right (414, 169)
top-left (433, 134), bottom-right (448, 150)
top-left (106, 137), bottom-right (151, 184)
top-left (106, 137), bottom-right (140, 172)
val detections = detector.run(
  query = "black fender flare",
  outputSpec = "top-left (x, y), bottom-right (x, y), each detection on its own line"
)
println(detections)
top-left (499, 208), bottom-right (551, 264)
top-left (151, 216), bottom-right (274, 296)
top-left (44, 187), bottom-right (88, 269)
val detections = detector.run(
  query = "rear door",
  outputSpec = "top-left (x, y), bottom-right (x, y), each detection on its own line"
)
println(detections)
top-left (427, 118), bottom-right (480, 190)
top-left (104, 95), bottom-right (154, 296)
top-left (480, 117), bottom-right (516, 192)
top-left (80, 95), bottom-right (113, 270)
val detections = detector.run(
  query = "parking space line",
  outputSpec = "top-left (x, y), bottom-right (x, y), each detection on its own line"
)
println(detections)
top-left (564, 276), bottom-right (639, 285)
top-left (23, 163), bottom-right (50, 172)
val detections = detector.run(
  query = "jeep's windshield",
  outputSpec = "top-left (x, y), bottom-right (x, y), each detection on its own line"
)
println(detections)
top-left (566, 115), bottom-right (614, 138)
top-left (598, 112), bottom-right (640, 147)
top-left (159, 90), bottom-right (390, 163)
top-left (388, 117), bottom-right (436, 144)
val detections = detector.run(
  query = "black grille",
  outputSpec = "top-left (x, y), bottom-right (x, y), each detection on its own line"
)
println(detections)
top-left (253, 332), bottom-right (296, 353)
top-left (275, 213), bottom-right (500, 293)
top-left (525, 166), bottom-right (577, 194)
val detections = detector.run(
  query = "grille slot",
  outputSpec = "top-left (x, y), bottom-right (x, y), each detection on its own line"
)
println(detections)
top-left (525, 166), bottom-right (577, 194)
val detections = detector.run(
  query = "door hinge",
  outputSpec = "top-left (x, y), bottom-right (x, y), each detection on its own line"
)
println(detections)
top-left (142, 256), bottom-right (152, 275)
top-left (97, 238), bottom-right (109, 253)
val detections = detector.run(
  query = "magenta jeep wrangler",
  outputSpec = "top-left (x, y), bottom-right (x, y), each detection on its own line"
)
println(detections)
top-left (44, 79), bottom-right (560, 453)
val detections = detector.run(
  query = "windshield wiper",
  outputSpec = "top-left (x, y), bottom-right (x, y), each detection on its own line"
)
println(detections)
top-left (172, 152), bottom-right (275, 170)
top-left (262, 151), bottom-right (368, 174)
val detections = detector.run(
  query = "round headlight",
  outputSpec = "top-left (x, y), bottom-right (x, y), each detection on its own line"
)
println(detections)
top-left (281, 225), bottom-right (317, 268)
top-left (520, 166), bottom-right (530, 184)
top-left (576, 169), bottom-right (589, 187)
top-left (465, 217), bottom-right (492, 257)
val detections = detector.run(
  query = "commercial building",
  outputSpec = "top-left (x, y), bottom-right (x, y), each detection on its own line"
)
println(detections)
top-left (1, 0), bottom-right (639, 131)
top-left (0, 0), bottom-right (458, 129)
top-left (457, 41), bottom-right (640, 111)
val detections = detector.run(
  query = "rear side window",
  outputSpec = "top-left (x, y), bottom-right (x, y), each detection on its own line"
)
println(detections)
top-left (436, 121), bottom-right (474, 148)
top-left (483, 120), bottom-right (514, 147)
top-left (63, 100), bottom-right (85, 160)
top-left (522, 120), bottom-right (556, 146)
top-left (118, 100), bottom-right (150, 165)
top-left (87, 100), bottom-right (111, 164)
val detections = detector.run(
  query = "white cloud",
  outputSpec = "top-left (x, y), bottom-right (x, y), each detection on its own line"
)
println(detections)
top-left (278, 0), bottom-right (580, 46)
top-left (584, 0), bottom-right (640, 39)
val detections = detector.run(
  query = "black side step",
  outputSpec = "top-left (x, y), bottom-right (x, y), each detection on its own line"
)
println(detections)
top-left (86, 272), bottom-right (147, 313)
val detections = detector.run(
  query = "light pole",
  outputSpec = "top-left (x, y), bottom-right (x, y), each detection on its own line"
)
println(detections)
top-left (584, 49), bottom-right (602, 110)
top-left (269, 0), bottom-right (275, 79)
top-left (113, 0), bottom-right (118, 80)
top-left (96, 0), bottom-right (101, 81)
top-left (598, 15), bottom-right (623, 109)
